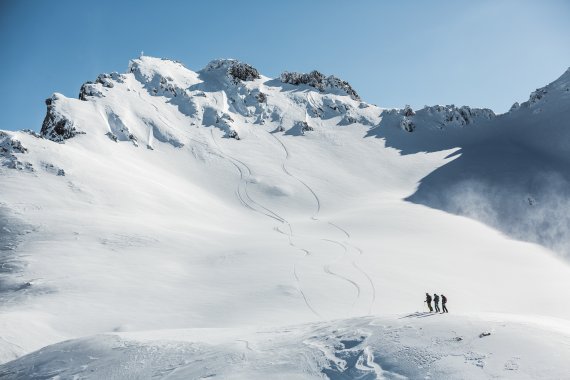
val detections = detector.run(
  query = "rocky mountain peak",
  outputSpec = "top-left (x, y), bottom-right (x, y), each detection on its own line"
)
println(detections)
top-left (280, 70), bottom-right (361, 101)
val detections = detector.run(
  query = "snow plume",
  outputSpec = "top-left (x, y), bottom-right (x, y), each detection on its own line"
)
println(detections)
top-left (414, 172), bottom-right (570, 258)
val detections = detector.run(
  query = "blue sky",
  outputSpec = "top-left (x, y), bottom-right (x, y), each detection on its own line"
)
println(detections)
top-left (1, 0), bottom-right (569, 131)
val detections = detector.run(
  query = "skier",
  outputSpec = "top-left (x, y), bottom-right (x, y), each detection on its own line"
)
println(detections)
top-left (433, 293), bottom-right (440, 312)
top-left (425, 293), bottom-right (433, 312)
top-left (441, 294), bottom-right (448, 313)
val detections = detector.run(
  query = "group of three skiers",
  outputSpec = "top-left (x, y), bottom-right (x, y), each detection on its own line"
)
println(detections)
top-left (425, 292), bottom-right (448, 313)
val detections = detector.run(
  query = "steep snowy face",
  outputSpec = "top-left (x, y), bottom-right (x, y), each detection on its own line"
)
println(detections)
top-left (41, 55), bottom-right (379, 145)
top-left (405, 67), bottom-right (570, 257)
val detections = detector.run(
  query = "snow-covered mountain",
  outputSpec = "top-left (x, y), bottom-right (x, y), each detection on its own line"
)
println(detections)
top-left (371, 68), bottom-right (570, 256)
top-left (1, 56), bottom-right (570, 378)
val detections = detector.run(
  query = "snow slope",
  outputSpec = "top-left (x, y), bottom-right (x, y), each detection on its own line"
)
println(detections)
top-left (3, 313), bottom-right (570, 379)
top-left (1, 56), bottom-right (570, 377)
top-left (371, 69), bottom-right (570, 256)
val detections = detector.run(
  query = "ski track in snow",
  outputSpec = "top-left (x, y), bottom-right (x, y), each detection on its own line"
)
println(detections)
top-left (321, 239), bottom-right (361, 315)
top-left (269, 130), bottom-right (376, 318)
top-left (345, 242), bottom-right (377, 316)
top-left (210, 123), bottom-right (324, 318)
top-left (209, 129), bottom-right (284, 223)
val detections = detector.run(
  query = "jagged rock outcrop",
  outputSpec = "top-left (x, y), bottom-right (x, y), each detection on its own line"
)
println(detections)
top-left (203, 59), bottom-right (260, 84)
top-left (79, 73), bottom-right (125, 100)
top-left (256, 92), bottom-right (267, 103)
top-left (381, 104), bottom-right (495, 133)
top-left (280, 70), bottom-right (360, 101)
top-left (0, 132), bottom-right (33, 171)
top-left (79, 82), bottom-right (103, 100)
top-left (40, 95), bottom-right (83, 142)
top-left (0, 133), bottom-right (27, 154)
top-left (400, 117), bottom-right (415, 132)
top-left (298, 121), bottom-right (313, 135)
top-left (402, 105), bottom-right (415, 117)
top-left (514, 68), bottom-right (570, 112)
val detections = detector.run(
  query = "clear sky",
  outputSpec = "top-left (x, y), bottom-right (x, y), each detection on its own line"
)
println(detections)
top-left (1, 0), bottom-right (569, 131)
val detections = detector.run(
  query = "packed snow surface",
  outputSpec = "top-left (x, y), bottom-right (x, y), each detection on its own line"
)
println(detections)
top-left (3, 313), bottom-right (570, 379)
top-left (1, 56), bottom-right (570, 378)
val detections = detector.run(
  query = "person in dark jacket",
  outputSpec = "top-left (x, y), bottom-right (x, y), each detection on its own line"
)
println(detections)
top-left (425, 292), bottom-right (433, 312)
top-left (441, 294), bottom-right (448, 313)
top-left (433, 293), bottom-right (441, 312)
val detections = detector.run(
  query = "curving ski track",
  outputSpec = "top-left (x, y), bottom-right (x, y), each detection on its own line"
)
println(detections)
top-left (270, 130), bottom-right (377, 317)
top-left (210, 124), bottom-right (322, 319)
top-left (210, 89), bottom-right (375, 319)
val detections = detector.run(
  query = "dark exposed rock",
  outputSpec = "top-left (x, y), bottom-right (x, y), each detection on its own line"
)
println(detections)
top-left (0, 134), bottom-right (28, 154)
top-left (299, 121), bottom-right (313, 135)
top-left (41, 162), bottom-right (66, 176)
top-left (105, 132), bottom-right (118, 142)
top-left (228, 62), bottom-right (260, 83)
top-left (400, 117), bottom-right (415, 132)
top-left (96, 73), bottom-right (123, 87)
top-left (204, 59), bottom-right (260, 84)
top-left (22, 129), bottom-right (43, 138)
top-left (256, 92), bottom-right (267, 103)
top-left (0, 134), bottom-right (33, 172)
top-left (338, 114), bottom-right (358, 126)
top-left (280, 70), bottom-right (360, 101)
top-left (403, 105), bottom-right (415, 117)
top-left (79, 82), bottom-right (103, 100)
top-left (379, 104), bottom-right (495, 134)
top-left (528, 88), bottom-right (547, 105)
top-left (128, 133), bottom-right (139, 147)
top-left (79, 73), bottom-right (125, 100)
top-left (41, 95), bottom-right (83, 142)
top-left (227, 129), bottom-right (240, 140)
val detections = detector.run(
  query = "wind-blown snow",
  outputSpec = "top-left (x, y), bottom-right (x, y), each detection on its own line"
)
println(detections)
top-left (0, 56), bottom-right (569, 377)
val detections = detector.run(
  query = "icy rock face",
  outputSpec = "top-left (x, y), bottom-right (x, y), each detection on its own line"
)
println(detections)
top-left (215, 112), bottom-right (240, 139)
top-left (256, 92), bottom-right (267, 103)
top-left (515, 68), bottom-right (570, 112)
top-left (78, 82), bottom-right (103, 100)
top-left (203, 59), bottom-right (260, 84)
top-left (79, 73), bottom-right (124, 100)
top-left (40, 95), bottom-right (83, 142)
top-left (382, 104), bottom-right (495, 132)
top-left (400, 117), bottom-right (415, 132)
top-left (0, 133), bottom-right (27, 154)
top-left (0, 132), bottom-right (33, 171)
top-left (280, 70), bottom-right (360, 101)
